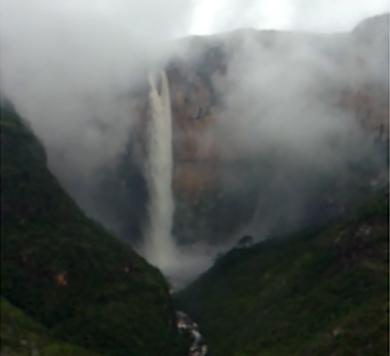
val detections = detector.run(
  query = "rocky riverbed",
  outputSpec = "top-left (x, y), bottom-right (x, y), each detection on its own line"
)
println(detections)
top-left (176, 311), bottom-right (207, 356)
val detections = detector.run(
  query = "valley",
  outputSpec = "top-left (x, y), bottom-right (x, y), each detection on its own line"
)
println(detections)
top-left (0, 10), bottom-right (389, 356)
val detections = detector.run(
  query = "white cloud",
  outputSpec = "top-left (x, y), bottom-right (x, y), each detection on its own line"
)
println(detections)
top-left (190, 0), bottom-right (389, 34)
top-left (0, 0), bottom-right (197, 212)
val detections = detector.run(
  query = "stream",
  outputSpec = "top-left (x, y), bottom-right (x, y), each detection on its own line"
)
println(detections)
top-left (176, 311), bottom-right (208, 356)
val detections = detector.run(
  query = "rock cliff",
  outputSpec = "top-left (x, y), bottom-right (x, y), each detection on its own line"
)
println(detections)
top-left (117, 13), bottom-right (389, 244)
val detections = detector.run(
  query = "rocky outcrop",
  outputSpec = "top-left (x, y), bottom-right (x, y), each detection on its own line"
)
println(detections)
top-left (345, 13), bottom-right (389, 139)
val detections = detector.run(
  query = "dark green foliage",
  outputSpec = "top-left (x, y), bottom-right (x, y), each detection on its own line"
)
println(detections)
top-left (175, 189), bottom-right (389, 356)
top-left (1, 297), bottom-right (101, 356)
top-left (0, 105), bottom-right (179, 356)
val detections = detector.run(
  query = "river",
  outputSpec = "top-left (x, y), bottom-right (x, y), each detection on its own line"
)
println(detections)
top-left (176, 310), bottom-right (208, 356)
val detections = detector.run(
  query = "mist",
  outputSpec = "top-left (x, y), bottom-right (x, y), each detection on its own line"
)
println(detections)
top-left (170, 12), bottom-right (388, 264)
top-left (0, 0), bottom-right (196, 222)
top-left (0, 0), bottom-right (388, 284)
top-left (210, 24), bottom-right (387, 237)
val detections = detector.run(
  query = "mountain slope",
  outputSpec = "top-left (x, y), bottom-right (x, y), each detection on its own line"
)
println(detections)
top-left (1, 297), bottom-right (101, 356)
top-left (0, 104), bottom-right (179, 356)
top-left (175, 188), bottom-right (389, 356)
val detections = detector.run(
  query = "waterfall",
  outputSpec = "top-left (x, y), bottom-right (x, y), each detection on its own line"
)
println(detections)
top-left (144, 70), bottom-right (177, 271)
top-left (143, 70), bottom-right (216, 283)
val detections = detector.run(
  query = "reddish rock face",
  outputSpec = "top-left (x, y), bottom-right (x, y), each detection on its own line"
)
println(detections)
top-left (345, 13), bottom-right (389, 139)
top-left (127, 14), bottom-right (389, 243)
top-left (134, 14), bottom-right (388, 185)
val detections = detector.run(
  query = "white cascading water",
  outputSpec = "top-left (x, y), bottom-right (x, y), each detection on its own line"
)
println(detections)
top-left (144, 70), bottom-right (178, 272)
top-left (145, 72), bottom-right (209, 355)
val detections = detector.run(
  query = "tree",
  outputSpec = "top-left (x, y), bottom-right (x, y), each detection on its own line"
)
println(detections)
top-left (237, 235), bottom-right (254, 248)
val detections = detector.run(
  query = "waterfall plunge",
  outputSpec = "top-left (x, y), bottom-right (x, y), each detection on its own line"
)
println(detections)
top-left (144, 70), bottom-right (178, 272)
top-left (143, 70), bottom-right (217, 283)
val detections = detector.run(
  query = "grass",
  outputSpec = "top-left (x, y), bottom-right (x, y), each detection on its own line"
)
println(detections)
top-left (1, 297), bottom-right (101, 356)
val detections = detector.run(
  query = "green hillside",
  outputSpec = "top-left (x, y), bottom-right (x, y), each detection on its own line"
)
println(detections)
top-left (0, 104), bottom-right (179, 356)
top-left (175, 188), bottom-right (389, 356)
top-left (1, 297), bottom-right (102, 356)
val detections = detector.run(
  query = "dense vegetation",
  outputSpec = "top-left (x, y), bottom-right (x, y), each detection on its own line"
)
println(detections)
top-left (1, 297), bottom-right (101, 356)
top-left (0, 104), bottom-right (181, 356)
top-left (175, 188), bottom-right (389, 356)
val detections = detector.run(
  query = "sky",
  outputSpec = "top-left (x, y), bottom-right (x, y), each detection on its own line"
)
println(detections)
top-left (189, 0), bottom-right (389, 34)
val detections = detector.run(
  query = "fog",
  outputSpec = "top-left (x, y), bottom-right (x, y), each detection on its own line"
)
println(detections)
top-left (213, 33), bottom-right (364, 172)
top-left (0, 0), bottom-right (197, 226)
top-left (0, 0), bottom-right (388, 283)
top-left (211, 24), bottom-right (387, 236)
